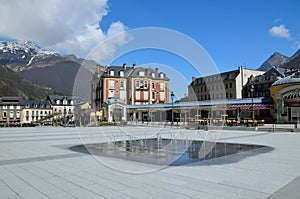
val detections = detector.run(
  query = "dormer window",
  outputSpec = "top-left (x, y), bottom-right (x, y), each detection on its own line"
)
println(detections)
top-left (56, 100), bottom-right (60, 105)
top-left (120, 70), bottom-right (124, 77)
top-left (159, 73), bottom-right (164, 78)
top-left (151, 73), bottom-right (155, 78)
top-left (110, 70), bottom-right (114, 76)
top-left (139, 71), bottom-right (145, 77)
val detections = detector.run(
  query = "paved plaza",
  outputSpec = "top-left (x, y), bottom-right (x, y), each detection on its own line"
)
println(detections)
top-left (0, 126), bottom-right (300, 199)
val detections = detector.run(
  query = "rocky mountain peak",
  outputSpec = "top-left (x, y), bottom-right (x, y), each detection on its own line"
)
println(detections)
top-left (257, 52), bottom-right (289, 71)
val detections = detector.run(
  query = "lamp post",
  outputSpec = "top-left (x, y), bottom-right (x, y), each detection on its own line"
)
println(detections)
top-left (250, 82), bottom-right (255, 121)
top-left (171, 91), bottom-right (174, 126)
top-left (63, 96), bottom-right (67, 127)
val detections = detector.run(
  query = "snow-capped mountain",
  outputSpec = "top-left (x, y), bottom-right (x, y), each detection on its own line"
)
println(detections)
top-left (0, 40), bottom-right (55, 55)
top-left (0, 41), bottom-right (96, 99)
top-left (0, 41), bottom-right (62, 71)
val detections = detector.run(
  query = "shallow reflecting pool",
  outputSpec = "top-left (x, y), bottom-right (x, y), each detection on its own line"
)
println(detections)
top-left (70, 138), bottom-right (271, 166)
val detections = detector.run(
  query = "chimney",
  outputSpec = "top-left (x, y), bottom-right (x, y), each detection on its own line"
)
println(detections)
top-left (133, 64), bottom-right (136, 69)
top-left (98, 65), bottom-right (105, 72)
top-left (106, 67), bottom-right (110, 75)
top-left (123, 63), bottom-right (126, 69)
top-left (155, 67), bottom-right (159, 73)
top-left (192, 76), bottom-right (196, 82)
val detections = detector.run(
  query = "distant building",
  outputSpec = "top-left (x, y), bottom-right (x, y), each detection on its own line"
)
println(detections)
top-left (188, 67), bottom-right (264, 101)
top-left (0, 97), bottom-right (22, 124)
top-left (22, 100), bottom-right (52, 125)
top-left (91, 64), bottom-right (169, 121)
top-left (47, 95), bottom-right (86, 126)
top-left (242, 67), bottom-right (285, 98)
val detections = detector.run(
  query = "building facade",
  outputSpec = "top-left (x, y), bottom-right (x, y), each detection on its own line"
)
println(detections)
top-left (242, 67), bottom-right (285, 98)
top-left (270, 70), bottom-right (300, 123)
top-left (91, 64), bottom-right (169, 121)
top-left (189, 67), bottom-right (264, 101)
top-left (0, 97), bottom-right (22, 124)
top-left (22, 100), bottom-right (53, 124)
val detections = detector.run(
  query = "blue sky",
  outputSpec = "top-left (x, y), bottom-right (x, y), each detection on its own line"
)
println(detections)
top-left (0, 0), bottom-right (299, 98)
top-left (102, 0), bottom-right (300, 70)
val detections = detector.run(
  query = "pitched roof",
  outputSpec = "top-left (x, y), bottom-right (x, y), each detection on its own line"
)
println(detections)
top-left (22, 100), bottom-right (51, 109)
top-left (190, 69), bottom-right (240, 86)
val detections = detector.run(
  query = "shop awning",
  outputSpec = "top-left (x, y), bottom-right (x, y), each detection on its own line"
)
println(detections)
top-left (230, 104), bottom-right (271, 110)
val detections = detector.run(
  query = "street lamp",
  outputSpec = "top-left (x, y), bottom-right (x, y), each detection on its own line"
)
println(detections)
top-left (250, 81), bottom-right (255, 121)
top-left (63, 96), bottom-right (67, 127)
top-left (171, 91), bottom-right (174, 126)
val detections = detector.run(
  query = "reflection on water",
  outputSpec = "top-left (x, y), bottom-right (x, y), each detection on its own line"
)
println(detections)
top-left (70, 139), bottom-right (267, 166)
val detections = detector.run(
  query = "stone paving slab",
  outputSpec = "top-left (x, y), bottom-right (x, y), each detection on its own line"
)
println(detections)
top-left (0, 127), bottom-right (300, 198)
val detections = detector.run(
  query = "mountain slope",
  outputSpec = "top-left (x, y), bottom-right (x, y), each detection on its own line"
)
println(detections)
top-left (19, 61), bottom-right (93, 98)
top-left (0, 41), bottom-right (96, 99)
top-left (257, 52), bottom-right (288, 71)
top-left (281, 50), bottom-right (300, 70)
top-left (0, 65), bottom-right (58, 99)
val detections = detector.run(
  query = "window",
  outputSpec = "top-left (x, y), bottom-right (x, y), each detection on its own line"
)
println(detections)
top-left (151, 73), bottom-right (155, 78)
top-left (139, 71), bottom-right (145, 77)
top-left (136, 91), bottom-right (140, 100)
top-left (230, 82), bottom-right (232, 88)
top-left (56, 100), bottom-right (60, 105)
top-left (16, 105), bottom-right (20, 109)
top-left (109, 90), bottom-right (114, 97)
top-left (204, 87), bottom-right (206, 92)
top-left (32, 111), bottom-right (34, 116)
top-left (26, 111), bottom-right (29, 116)
top-left (110, 70), bottom-right (114, 76)
top-left (144, 80), bottom-right (148, 89)
top-left (3, 111), bottom-right (7, 118)
top-left (120, 81), bottom-right (124, 89)
top-left (160, 92), bottom-right (165, 101)
top-left (160, 82), bottom-right (164, 91)
top-left (16, 111), bottom-right (20, 119)
top-left (9, 105), bottom-right (14, 109)
top-left (3, 105), bottom-right (7, 109)
top-left (200, 87), bottom-right (203, 92)
top-left (110, 80), bottom-right (114, 89)
top-left (36, 111), bottom-right (39, 116)
top-left (10, 111), bottom-right (14, 119)
top-left (136, 80), bottom-right (140, 89)
top-left (152, 83), bottom-right (155, 89)
top-left (230, 93), bottom-right (233, 98)
top-left (144, 91), bottom-right (148, 100)
top-left (160, 73), bottom-right (164, 78)
top-left (152, 92), bottom-right (155, 100)
top-left (120, 70), bottom-right (124, 77)
top-left (225, 83), bottom-right (228, 89)
top-left (40, 111), bottom-right (43, 115)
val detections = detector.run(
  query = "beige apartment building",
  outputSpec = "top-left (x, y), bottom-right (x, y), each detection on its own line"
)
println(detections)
top-left (189, 66), bottom-right (264, 101)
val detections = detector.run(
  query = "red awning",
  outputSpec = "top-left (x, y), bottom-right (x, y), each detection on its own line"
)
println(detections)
top-left (230, 104), bottom-right (271, 110)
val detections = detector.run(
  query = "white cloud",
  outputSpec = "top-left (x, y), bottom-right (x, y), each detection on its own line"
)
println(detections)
top-left (269, 24), bottom-right (290, 39)
top-left (0, 0), bottom-right (127, 61)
